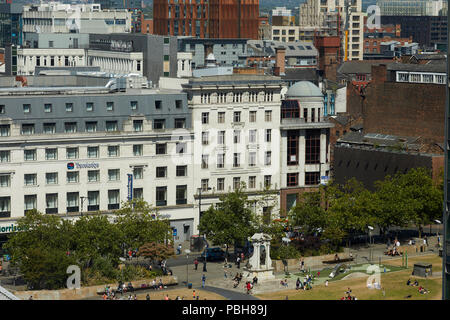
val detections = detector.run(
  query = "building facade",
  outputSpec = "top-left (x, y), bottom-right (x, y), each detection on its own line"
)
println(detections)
top-left (0, 85), bottom-right (197, 243)
top-left (0, 1), bottom-right (22, 48)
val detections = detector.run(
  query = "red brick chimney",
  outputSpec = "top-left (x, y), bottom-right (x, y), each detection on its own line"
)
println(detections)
top-left (274, 47), bottom-right (286, 76)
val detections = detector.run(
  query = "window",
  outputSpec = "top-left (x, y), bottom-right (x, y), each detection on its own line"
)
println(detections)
top-left (218, 112), bottom-right (225, 123)
top-left (287, 173), bottom-right (299, 187)
top-left (0, 197), bottom-right (11, 217)
top-left (23, 104), bottom-right (31, 113)
top-left (106, 121), bottom-right (118, 132)
top-left (106, 102), bottom-right (114, 111)
top-left (108, 146), bottom-right (119, 157)
top-left (156, 187), bottom-right (167, 206)
top-left (217, 178), bottom-right (225, 191)
top-left (265, 151), bottom-right (272, 166)
top-left (156, 167), bottom-right (167, 178)
top-left (233, 153), bottom-right (240, 168)
top-left (176, 165), bottom-right (187, 177)
top-left (24, 195), bottom-right (37, 212)
top-left (156, 143), bottom-right (167, 155)
top-left (233, 177), bottom-right (240, 190)
top-left (305, 172), bottom-right (320, 185)
top-left (249, 111), bottom-right (256, 122)
top-left (46, 172), bottom-right (58, 185)
top-left (46, 193), bottom-right (58, 213)
top-left (45, 148), bottom-right (58, 160)
top-left (133, 144), bottom-right (143, 156)
top-left (108, 190), bottom-right (120, 209)
top-left (88, 170), bottom-right (100, 182)
top-left (133, 120), bottom-right (143, 132)
top-left (67, 171), bottom-right (79, 183)
top-left (175, 100), bottom-right (182, 109)
top-left (133, 167), bottom-right (143, 180)
top-left (175, 118), bottom-right (186, 129)
top-left (133, 188), bottom-right (143, 200)
top-left (248, 176), bottom-right (256, 189)
top-left (153, 119), bottom-right (165, 129)
top-left (202, 132), bottom-right (209, 145)
top-left (66, 103), bottom-right (73, 112)
top-left (0, 151), bottom-right (10, 163)
top-left (85, 121), bottom-right (97, 132)
top-left (249, 152), bottom-right (256, 167)
top-left (24, 149), bottom-right (36, 161)
top-left (265, 110), bottom-right (272, 122)
top-left (108, 169), bottom-right (120, 181)
top-left (0, 175), bottom-right (10, 187)
top-left (43, 123), bottom-right (56, 134)
top-left (87, 191), bottom-right (100, 211)
top-left (131, 101), bottom-right (138, 110)
top-left (201, 179), bottom-right (209, 192)
top-left (202, 112), bottom-right (209, 124)
top-left (65, 122), bottom-right (77, 133)
top-left (0, 124), bottom-right (10, 137)
top-left (264, 175), bottom-right (271, 188)
top-left (234, 130), bottom-right (240, 144)
top-left (66, 147), bottom-right (79, 159)
top-left (67, 192), bottom-right (79, 212)
top-left (86, 102), bottom-right (94, 112)
top-left (217, 153), bottom-right (225, 168)
top-left (155, 100), bottom-right (162, 109)
top-left (305, 129), bottom-right (320, 164)
top-left (176, 142), bottom-right (186, 154)
top-left (249, 129), bottom-right (257, 143)
top-left (0, 105), bottom-right (4, 114)
top-left (87, 146), bottom-right (99, 158)
top-left (201, 155), bottom-right (209, 169)
top-left (265, 129), bottom-right (272, 142)
top-left (44, 104), bottom-right (52, 113)
top-left (233, 111), bottom-right (241, 123)
top-left (21, 124), bottom-right (35, 135)
top-left (218, 131), bottom-right (225, 145)
top-left (24, 174), bottom-right (37, 186)
top-left (176, 185), bottom-right (187, 205)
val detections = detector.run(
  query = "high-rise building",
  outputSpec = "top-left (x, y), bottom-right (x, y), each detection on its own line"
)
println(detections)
top-left (0, 1), bottom-right (22, 48)
top-left (377, 0), bottom-right (447, 16)
top-left (153, 0), bottom-right (259, 39)
top-left (299, 0), bottom-right (364, 61)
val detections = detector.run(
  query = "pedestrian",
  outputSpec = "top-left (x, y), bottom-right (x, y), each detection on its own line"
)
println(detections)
top-left (192, 290), bottom-right (196, 299)
top-left (152, 279), bottom-right (156, 290)
top-left (194, 258), bottom-right (199, 271)
top-left (438, 234), bottom-right (441, 247)
top-left (246, 281), bottom-right (252, 294)
top-left (301, 259), bottom-right (305, 272)
top-left (424, 236), bottom-right (428, 247)
top-left (296, 278), bottom-right (300, 290)
top-left (202, 274), bottom-right (206, 288)
top-left (241, 252), bottom-right (244, 261)
top-left (177, 243), bottom-right (182, 255)
top-left (128, 249), bottom-right (132, 260)
top-left (134, 294), bottom-right (137, 300)
top-left (164, 294), bottom-right (169, 301)
top-left (325, 280), bottom-right (329, 287)
top-left (203, 261), bottom-right (207, 272)
top-left (236, 256), bottom-right (241, 269)
top-left (146, 294), bottom-right (150, 300)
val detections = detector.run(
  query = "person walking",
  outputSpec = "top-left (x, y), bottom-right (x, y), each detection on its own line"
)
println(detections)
top-left (236, 256), bottom-right (241, 269)
top-left (201, 274), bottom-right (206, 288)
top-left (177, 244), bottom-right (182, 255)
top-left (203, 260), bottom-right (207, 272)
top-left (194, 258), bottom-right (199, 271)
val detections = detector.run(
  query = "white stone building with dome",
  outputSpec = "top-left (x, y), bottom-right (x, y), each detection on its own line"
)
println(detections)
top-left (279, 81), bottom-right (334, 214)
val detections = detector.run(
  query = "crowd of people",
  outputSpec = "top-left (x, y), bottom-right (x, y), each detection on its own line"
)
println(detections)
top-left (340, 287), bottom-right (357, 300)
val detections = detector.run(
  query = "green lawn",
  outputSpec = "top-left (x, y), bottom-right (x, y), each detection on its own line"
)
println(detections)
top-left (256, 254), bottom-right (443, 300)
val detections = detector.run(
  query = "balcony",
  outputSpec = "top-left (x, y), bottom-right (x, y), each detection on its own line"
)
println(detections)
top-left (280, 118), bottom-right (334, 130)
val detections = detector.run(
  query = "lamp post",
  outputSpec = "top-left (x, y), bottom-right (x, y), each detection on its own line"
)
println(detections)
top-left (80, 196), bottom-right (87, 217)
top-left (185, 249), bottom-right (191, 287)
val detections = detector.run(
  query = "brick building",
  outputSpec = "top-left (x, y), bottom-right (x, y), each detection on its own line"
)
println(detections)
top-left (346, 62), bottom-right (446, 147)
top-left (153, 0), bottom-right (259, 39)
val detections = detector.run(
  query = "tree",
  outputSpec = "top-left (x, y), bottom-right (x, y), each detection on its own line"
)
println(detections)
top-left (198, 185), bottom-right (257, 256)
top-left (138, 242), bottom-right (174, 264)
top-left (115, 199), bottom-right (173, 251)
top-left (289, 191), bottom-right (327, 236)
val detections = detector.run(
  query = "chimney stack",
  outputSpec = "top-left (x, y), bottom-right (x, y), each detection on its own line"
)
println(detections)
top-left (274, 46), bottom-right (286, 76)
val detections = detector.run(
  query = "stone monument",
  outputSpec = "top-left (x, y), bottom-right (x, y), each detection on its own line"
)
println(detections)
top-left (244, 233), bottom-right (275, 281)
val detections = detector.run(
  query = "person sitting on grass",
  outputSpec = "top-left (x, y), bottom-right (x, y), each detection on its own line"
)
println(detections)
top-left (412, 279), bottom-right (419, 287)
top-left (406, 278), bottom-right (411, 286)
top-left (418, 286), bottom-right (429, 294)
top-left (280, 279), bottom-right (288, 287)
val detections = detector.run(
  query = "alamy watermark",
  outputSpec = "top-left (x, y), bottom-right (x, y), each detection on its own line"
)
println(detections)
top-left (66, 265), bottom-right (81, 289)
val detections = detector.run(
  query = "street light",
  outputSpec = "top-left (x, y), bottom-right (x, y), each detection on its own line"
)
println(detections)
top-left (184, 249), bottom-right (191, 287)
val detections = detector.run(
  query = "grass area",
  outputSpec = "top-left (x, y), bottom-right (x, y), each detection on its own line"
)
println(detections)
top-left (132, 288), bottom-right (226, 300)
top-left (256, 254), bottom-right (443, 300)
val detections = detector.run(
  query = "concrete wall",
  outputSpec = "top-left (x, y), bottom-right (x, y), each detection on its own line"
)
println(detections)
top-left (13, 275), bottom-right (177, 300)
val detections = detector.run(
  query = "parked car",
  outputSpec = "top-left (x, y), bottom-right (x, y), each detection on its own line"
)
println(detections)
top-left (201, 247), bottom-right (225, 261)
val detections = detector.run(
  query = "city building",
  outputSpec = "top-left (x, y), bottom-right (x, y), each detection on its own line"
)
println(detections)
top-left (22, 2), bottom-right (132, 35)
top-left (377, 0), bottom-right (447, 16)
top-left (299, 0), bottom-right (364, 61)
top-left (0, 0), bottom-right (22, 47)
top-left (258, 15), bottom-right (271, 40)
top-left (153, 0), bottom-right (259, 39)
top-left (0, 79), bottom-right (197, 244)
top-left (271, 7), bottom-right (296, 27)
top-left (279, 81), bottom-right (333, 214)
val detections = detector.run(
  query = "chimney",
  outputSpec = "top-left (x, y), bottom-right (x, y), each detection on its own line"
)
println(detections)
top-left (274, 46), bottom-right (286, 76)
